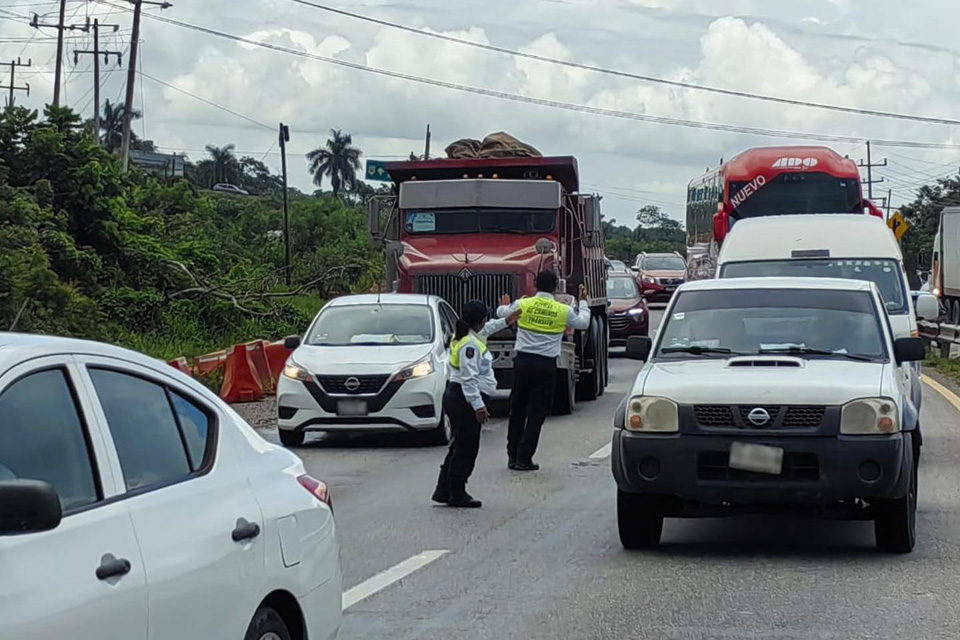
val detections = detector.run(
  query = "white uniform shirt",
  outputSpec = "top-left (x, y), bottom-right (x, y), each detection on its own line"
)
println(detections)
top-left (449, 318), bottom-right (507, 410)
top-left (496, 292), bottom-right (591, 358)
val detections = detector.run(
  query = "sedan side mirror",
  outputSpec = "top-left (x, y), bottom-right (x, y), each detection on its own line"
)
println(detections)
top-left (914, 292), bottom-right (939, 322)
top-left (283, 335), bottom-right (302, 350)
top-left (0, 479), bottom-right (62, 536)
top-left (894, 337), bottom-right (926, 364)
top-left (630, 265), bottom-right (639, 272)
top-left (625, 336), bottom-right (652, 361)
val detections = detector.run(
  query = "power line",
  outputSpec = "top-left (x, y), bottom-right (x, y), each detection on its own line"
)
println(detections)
top-left (100, 4), bottom-right (960, 151)
top-left (282, 0), bottom-right (960, 128)
top-left (140, 71), bottom-right (274, 131)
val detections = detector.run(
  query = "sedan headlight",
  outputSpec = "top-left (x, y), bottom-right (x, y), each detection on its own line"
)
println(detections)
top-left (282, 361), bottom-right (310, 381)
top-left (841, 398), bottom-right (899, 434)
top-left (394, 356), bottom-right (434, 381)
top-left (625, 396), bottom-right (679, 433)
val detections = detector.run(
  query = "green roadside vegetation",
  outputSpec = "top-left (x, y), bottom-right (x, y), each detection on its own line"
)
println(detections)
top-left (925, 351), bottom-right (960, 387)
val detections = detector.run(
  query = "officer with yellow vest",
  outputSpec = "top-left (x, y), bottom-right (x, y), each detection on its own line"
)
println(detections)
top-left (497, 271), bottom-right (591, 471)
top-left (432, 300), bottom-right (521, 508)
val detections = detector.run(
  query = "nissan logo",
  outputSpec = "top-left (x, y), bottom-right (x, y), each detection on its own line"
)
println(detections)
top-left (747, 407), bottom-right (771, 427)
top-left (344, 377), bottom-right (361, 392)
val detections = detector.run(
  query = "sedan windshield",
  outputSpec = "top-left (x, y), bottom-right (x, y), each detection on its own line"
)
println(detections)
top-left (721, 259), bottom-right (908, 314)
top-left (655, 289), bottom-right (887, 361)
top-left (643, 256), bottom-right (686, 271)
top-left (403, 208), bottom-right (555, 234)
top-left (307, 305), bottom-right (434, 345)
top-left (607, 277), bottom-right (640, 299)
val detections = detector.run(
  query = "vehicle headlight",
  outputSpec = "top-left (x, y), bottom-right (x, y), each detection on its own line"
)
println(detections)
top-left (841, 398), bottom-right (899, 434)
top-left (395, 356), bottom-right (434, 381)
top-left (282, 361), bottom-right (310, 381)
top-left (642, 275), bottom-right (656, 285)
top-left (627, 308), bottom-right (645, 316)
top-left (625, 396), bottom-right (679, 433)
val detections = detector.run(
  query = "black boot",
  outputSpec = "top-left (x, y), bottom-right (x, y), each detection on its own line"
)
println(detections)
top-left (448, 479), bottom-right (482, 508)
top-left (513, 460), bottom-right (539, 472)
top-left (508, 454), bottom-right (518, 470)
top-left (432, 465), bottom-right (450, 504)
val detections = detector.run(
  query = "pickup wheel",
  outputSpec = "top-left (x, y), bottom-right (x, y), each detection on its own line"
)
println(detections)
top-left (553, 368), bottom-right (576, 415)
top-left (874, 435), bottom-right (918, 554)
top-left (617, 490), bottom-right (663, 550)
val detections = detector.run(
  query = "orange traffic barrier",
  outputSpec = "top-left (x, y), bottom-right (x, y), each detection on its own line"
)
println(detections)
top-left (194, 350), bottom-right (227, 377)
top-left (167, 357), bottom-right (192, 377)
top-left (245, 340), bottom-right (274, 395)
top-left (264, 340), bottom-right (293, 388)
top-left (220, 344), bottom-right (265, 403)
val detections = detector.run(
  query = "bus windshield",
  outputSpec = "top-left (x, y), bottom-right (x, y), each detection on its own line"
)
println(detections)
top-left (730, 173), bottom-right (862, 219)
top-left (403, 208), bottom-right (556, 234)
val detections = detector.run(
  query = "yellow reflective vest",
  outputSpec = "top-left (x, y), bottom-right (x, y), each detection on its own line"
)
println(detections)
top-left (517, 296), bottom-right (569, 335)
top-left (449, 335), bottom-right (487, 369)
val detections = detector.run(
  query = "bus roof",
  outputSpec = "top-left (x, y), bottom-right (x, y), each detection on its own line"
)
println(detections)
top-left (385, 156), bottom-right (580, 192)
top-left (723, 145), bottom-right (860, 182)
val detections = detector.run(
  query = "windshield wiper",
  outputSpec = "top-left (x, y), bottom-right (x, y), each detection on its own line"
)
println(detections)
top-left (659, 346), bottom-right (745, 356)
top-left (757, 346), bottom-right (875, 362)
top-left (483, 227), bottom-right (527, 234)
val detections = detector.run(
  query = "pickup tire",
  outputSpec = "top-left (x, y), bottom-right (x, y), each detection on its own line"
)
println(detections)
top-left (874, 434), bottom-right (917, 553)
top-left (617, 490), bottom-right (663, 550)
top-left (553, 368), bottom-right (576, 415)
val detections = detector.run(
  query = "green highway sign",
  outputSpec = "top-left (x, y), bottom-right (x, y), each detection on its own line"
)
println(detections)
top-left (365, 159), bottom-right (392, 182)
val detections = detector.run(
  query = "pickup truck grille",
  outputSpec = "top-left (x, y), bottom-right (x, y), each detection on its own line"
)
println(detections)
top-left (698, 451), bottom-right (820, 482)
top-left (415, 273), bottom-right (515, 315)
top-left (694, 405), bottom-right (826, 429)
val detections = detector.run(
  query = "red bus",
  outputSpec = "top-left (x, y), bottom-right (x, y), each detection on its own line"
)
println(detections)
top-left (685, 145), bottom-right (884, 279)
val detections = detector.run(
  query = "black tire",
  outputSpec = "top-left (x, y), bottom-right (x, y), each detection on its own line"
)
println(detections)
top-left (426, 411), bottom-right (451, 446)
top-left (553, 368), bottom-right (576, 415)
top-left (278, 428), bottom-right (305, 448)
top-left (244, 607), bottom-right (292, 640)
top-left (874, 436), bottom-right (918, 554)
top-left (617, 490), bottom-right (664, 550)
top-left (576, 321), bottom-right (600, 402)
top-left (597, 319), bottom-right (607, 397)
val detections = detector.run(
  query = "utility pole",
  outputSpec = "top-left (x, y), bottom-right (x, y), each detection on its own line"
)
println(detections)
top-left (858, 140), bottom-right (888, 201)
top-left (424, 124), bottom-right (431, 160)
top-left (0, 58), bottom-right (31, 109)
top-left (120, 0), bottom-right (172, 171)
top-left (279, 123), bottom-right (292, 285)
top-left (886, 188), bottom-right (893, 220)
top-left (73, 19), bottom-right (122, 146)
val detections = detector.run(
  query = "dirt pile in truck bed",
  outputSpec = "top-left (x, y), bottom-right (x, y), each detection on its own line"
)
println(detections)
top-left (444, 132), bottom-right (542, 159)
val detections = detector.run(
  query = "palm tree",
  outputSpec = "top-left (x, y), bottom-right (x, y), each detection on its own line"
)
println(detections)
top-left (100, 100), bottom-right (140, 152)
top-left (205, 144), bottom-right (237, 184)
top-left (306, 129), bottom-right (362, 198)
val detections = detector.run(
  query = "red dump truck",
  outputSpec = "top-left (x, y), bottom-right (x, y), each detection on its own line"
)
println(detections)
top-left (368, 155), bottom-right (608, 414)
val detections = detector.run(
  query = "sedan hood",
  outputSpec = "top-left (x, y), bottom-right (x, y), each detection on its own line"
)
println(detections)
top-left (638, 358), bottom-right (885, 405)
top-left (610, 297), bottom-right (644, 313)
top-left (292, 343), bottom-right (434, 375)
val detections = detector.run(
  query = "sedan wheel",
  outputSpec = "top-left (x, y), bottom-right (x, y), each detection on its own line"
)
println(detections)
top-left (244, 607), bottom-right (292, 640)
top-left (427, 412), bottom-right (451, 446)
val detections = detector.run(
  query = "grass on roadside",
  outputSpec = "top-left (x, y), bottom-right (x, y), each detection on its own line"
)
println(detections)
top-left (925, 350), bottom-right (960, 386)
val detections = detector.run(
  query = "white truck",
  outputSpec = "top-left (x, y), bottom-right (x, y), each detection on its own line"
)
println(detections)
top-left (928, 207), bottom-right (960, 324)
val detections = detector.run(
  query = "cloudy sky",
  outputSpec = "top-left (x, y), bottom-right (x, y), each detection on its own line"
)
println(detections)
top-left (2, 0), bottom-right (959, 224)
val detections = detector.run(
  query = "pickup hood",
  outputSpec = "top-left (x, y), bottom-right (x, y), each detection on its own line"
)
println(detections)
top-left (637, 358), bottom-right (885, 405)
top-left (292, 344), bottom-right (433, 375)
top-left (399, 235), bottom-right (551, 273)
top-left (644, 269), bottom-right (685, 279)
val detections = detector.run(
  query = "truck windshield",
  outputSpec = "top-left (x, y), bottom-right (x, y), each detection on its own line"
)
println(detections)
top-left (655, 289), bottom-right (887, 361)
top-left (307, 304), bottom-right (434, 346)
top-left (730, 173), bottom-right (862, 219)
top-left (720, 259), bottom-right (908, 314)
top-left (403, 208), bottom-right (555, 234)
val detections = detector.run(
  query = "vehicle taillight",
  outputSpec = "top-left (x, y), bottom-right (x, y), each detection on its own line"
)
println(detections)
top-left (297, 474), bottom-right (332, 509)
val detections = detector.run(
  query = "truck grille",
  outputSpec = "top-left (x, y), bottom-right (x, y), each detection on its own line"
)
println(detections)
top-left (415, 273), bottom-right (515, 314)
top-left (315, 374), bottom-right (388, 395)
top-left (694, 405), bottom-right (826, 429)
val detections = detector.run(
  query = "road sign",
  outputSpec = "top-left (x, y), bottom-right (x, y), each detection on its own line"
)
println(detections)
top-left (365, 159), bottom-right (392, 182)
top-left (888, 211), bottom-right (909, 241)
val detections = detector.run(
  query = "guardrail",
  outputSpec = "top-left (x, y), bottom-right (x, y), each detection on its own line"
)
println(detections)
top-left (919, 320), bottom-right (960, 358)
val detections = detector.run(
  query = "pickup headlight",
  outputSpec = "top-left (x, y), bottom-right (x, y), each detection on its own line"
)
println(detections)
top-left (625, 396), bottom-right (679, 432)
top-left (642, 275), bottom-right (656, 285)
top-left (841, 398), bottom-right (899, 434)
top-left (394, 356), bottom-right (434, 381)
top-left (283, 361), bottom-right (310, 381)
top-left (627, 308), bottom-right (645, 316)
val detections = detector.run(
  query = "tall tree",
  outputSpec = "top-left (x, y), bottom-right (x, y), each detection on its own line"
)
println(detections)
top-left (306, 129), bottom-right (362, 198)
top-left (205, 143), bottom-right (238, 184)
top-left (100, 100), bottom-right (140, 152)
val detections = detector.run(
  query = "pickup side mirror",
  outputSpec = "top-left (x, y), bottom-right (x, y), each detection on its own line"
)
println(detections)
top-left (283, 335), bottom-right (302, 350)
top-left (914, 292), bottom-right (940, 322)
top-left (630, 265), bottom-right (639, 272)
top-left (625, 336), bottom-right (652, 361)
top-left (0, 479), bottom-right (62, 536)
top-left (894, 337), bottom-right (926, 364)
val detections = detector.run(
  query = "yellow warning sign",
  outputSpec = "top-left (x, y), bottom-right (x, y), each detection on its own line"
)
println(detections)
top-left (888, 211), bottom-right (909, 241)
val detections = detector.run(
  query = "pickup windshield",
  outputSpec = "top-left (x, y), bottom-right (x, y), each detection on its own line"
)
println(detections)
top-left (655, 288), bottom-right (887, 361)
top-left (720, 259), bottom-right (908, 314)
top-left (403, 208), bottom-right (555, 234)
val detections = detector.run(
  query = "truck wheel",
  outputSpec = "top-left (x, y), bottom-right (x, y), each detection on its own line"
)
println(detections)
top-left (874, 434), bottom-right (917, 553)
top-left (553, 368), bottom-right (575, 415)
top-left (576, 320), bottom-right (601, 402)
top-left (617, 490), bottom-right (663, 550)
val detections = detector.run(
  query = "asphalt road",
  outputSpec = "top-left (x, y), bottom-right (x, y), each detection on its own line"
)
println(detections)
top-left (247, 307), bottom-right (960, 640)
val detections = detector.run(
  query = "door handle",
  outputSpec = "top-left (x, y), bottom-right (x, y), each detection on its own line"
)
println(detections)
top-left (96, 554), bottom-right (132, 581)
top-left (232, 518), bottom-right (261, 542)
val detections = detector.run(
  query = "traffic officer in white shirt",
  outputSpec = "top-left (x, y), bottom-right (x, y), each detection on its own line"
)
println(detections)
top-left (497, 270), bottom-right (591, 471)
top-left (432, 300), bottom-right (520, 508)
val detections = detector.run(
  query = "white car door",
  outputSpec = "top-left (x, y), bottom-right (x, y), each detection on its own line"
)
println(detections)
top-left (0, 358), bottom-right (147, 640)
top-left (78, 358), bottom-right (266, 640)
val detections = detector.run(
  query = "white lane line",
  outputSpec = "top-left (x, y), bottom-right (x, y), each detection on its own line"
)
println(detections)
top-left (589, 442), bottom-right (612, 460)
top-left (342, 549), bottom-right (449, 610)
top-left (923, 375), bottom-right (960, 413)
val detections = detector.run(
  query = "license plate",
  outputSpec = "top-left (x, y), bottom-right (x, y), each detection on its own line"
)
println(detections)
top-left (664, 286), bottom-right (677, 292)
top-left (729, 443), bottom-right (784, 475)
top-left (337, 400), bottom-right (368, 417)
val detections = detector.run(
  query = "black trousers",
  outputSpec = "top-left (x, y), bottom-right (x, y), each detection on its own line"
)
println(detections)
top-left (438, 382), bottom-right (482, 493)
top-left (507, 351), bottom-right (557, 462)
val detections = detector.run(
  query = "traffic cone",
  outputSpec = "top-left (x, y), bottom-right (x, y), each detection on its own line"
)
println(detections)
top-left (220, 344), bottom-right (264, 403)
top-left (264, 340), bottom-right (293, 389)
top-left (246, 340), bottom-right (275, 395)
top-left (195, 350), bottom-right (227, 377)
top-left (167, 357), bottom-right (193, 377)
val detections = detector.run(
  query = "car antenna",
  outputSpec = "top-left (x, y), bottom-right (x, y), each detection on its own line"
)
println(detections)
top-left (377, 282), bottom-right (383, 308)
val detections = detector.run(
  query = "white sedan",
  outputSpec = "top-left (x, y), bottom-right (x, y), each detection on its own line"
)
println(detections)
top-left (0, 334), bottom-right (341, 640)
top-left (278, 293), bottom-right (457, 446)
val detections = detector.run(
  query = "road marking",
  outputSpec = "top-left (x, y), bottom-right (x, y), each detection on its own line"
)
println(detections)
top-left (589, 442), bottom-right (612, 460)
top-left (923, 375), bottom-right (960, 413)
top-left (342, 549), bottom-right (449, 610)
